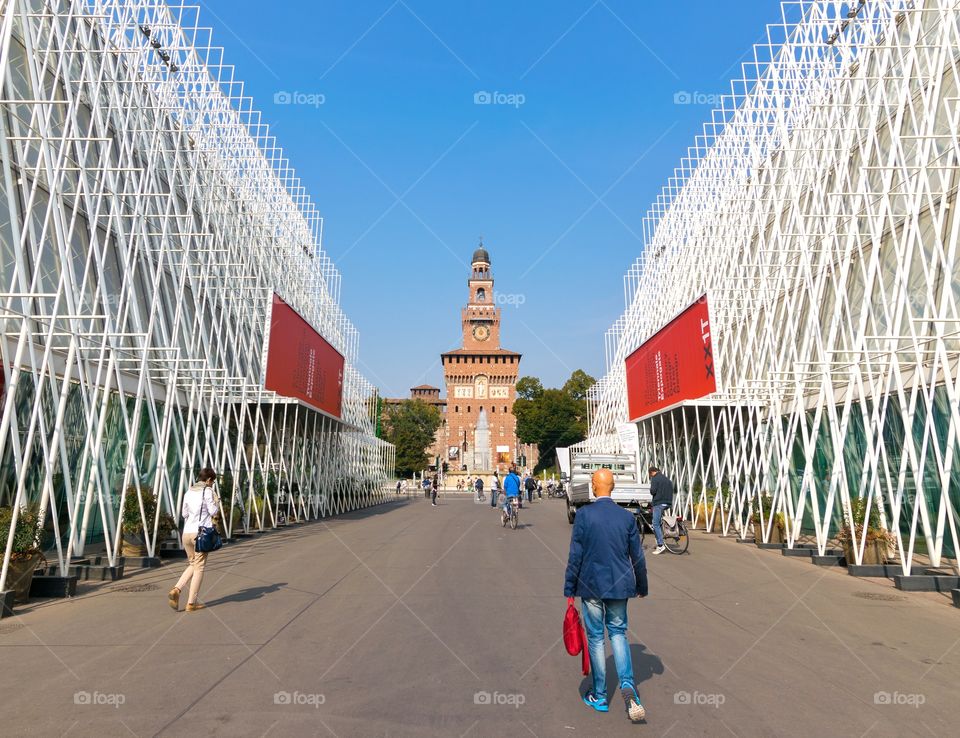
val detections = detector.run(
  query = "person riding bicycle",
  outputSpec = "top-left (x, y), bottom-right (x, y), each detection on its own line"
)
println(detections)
top-left (648, 466), bottom-right (674, 555)
top-left (502, 465), bottom-right (522, 518)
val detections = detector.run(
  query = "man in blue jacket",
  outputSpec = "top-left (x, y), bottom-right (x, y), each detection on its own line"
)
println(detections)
top-left (564, 468), bottom-right (648, 722)
top-left (502, 465), bottom-right (521, 515)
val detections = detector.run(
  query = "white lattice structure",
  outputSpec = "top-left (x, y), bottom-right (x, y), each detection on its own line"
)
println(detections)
top-left (0, 0), bottom-right (394, 591)
top-left (587, 0), bottom-right (960, 574)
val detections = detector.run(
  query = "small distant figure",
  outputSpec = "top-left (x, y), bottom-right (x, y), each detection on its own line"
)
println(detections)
top-left (396, 480), bottom-right (402, 495)
top-left (524, 473), bottom-right (537, 503)
top-left (489, 472), bottom-right (499, 507)
top-left (648, 466), bottom-right (675, 556)
top-left (503, 465), bottom-right (522, 514)
top-left (432, 475), bottom-right (440, 506)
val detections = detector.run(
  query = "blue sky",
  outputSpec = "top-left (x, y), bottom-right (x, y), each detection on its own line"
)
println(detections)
top-left (199, 0), bottom-right (778, 397)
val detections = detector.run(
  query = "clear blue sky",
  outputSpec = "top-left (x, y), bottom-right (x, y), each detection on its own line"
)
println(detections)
top-left (198, 0), bottom-right (777, 397)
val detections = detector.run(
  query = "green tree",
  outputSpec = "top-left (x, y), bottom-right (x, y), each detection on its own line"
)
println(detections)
top-left (382, 399), bottom-right (442, 478)
top-left (514, 370), bottom-right (596, 472)
top-left (515, 375), bottom-right (544, 401)
top-left (563, 369), bottom-right (594, 402)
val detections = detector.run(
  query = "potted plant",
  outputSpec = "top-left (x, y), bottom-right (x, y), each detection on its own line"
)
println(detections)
top-left (694, 487), bottom-right (726, 532)
top-left (0, 505), bottom-right (45, 603)
top-left (120, 486), bottom-right (173, 556)
top-left (752, 494), bottom-right (786, 544)
top-left (837, 496), bottom-right (894, 565)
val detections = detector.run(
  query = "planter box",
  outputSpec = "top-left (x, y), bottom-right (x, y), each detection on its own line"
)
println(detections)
top-left (6, 552), bottom-right (43, 603)
top-left (842, 539), bottom-right (886, 566)
top-left (812, 555), bottom-right (846, 567)
top-left (29, 575), bottom-right (77, 598)
top-left (1, 590), bottom-right (14, 618)
top-left (753, 523), bottom-right (785, 546)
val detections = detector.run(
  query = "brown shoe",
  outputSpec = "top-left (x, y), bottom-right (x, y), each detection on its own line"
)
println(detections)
top-left (168, 587), bottom-right (180, 611)
top-left (185, 603), bottom-right (206, 612)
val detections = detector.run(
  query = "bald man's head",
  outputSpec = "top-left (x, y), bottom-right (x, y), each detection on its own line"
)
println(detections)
top-left (592, 468), bottom-right (615, 497)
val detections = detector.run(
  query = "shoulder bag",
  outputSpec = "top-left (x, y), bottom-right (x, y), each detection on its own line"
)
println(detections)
top-left (195, 487), bottom-right (223, 553)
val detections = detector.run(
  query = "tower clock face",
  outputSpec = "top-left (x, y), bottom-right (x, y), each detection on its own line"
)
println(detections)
top-left (472, 324), bottom-right (490, 341)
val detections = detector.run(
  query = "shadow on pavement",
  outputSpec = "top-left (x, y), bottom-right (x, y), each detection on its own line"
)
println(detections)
top-left (204, 582), bottom-right (288, 607)
top-left (579, 643), bottom-right (665, 698)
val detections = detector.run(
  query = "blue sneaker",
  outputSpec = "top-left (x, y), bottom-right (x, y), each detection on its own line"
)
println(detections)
top-left (621, 684), bottom-right (645, 722)
top-left (582, 691), bottom-right (609, 713)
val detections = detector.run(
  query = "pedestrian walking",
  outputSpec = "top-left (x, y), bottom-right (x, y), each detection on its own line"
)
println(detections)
top-left (524, 473), bottom-right (536, 503)
top-left (431, 474), bottom-right (439, 506)
top-left (564, 468), bottom-right (648, 722)
top-left (648, 466), bottom-right (675, 555)
top-left (168, 467), bottom-right (220, 613)
top-left (396, 480), bottom-right (402, 495)
top-left (489, 472), bottom-right (500, 507)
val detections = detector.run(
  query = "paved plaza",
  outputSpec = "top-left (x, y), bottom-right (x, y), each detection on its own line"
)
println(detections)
top-left (1, 494), bottom-right (958, 737)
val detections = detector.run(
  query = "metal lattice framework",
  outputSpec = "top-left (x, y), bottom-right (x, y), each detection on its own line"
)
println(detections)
top-left (586, 0), bottom-right (960, 574)
top-left (0, 0), bottom-right (395, 590)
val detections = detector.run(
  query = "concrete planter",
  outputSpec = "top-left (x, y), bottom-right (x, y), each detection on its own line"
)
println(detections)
top-left (6, 552), bottom-right (43, 603)
top-left (121, 533), bottom-right (148, 558)
top-left (842, 538), bottom-right (886, 565)
top-left (753, 523), bottom-right (785, 545)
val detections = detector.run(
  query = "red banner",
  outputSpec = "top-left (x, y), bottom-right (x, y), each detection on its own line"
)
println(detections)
top-left (625, 295), bottom-right (716, 421)
top-left (265, 294), bottom-right (344, 418)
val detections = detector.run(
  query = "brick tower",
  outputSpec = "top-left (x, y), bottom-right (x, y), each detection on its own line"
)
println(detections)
top-left (441, 244), bottom-right (521, 474)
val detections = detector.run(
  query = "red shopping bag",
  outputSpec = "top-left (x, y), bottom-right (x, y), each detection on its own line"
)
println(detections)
top-left (563, 597), bottom-right (590, 675)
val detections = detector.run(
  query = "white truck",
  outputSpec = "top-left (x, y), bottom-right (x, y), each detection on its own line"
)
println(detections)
top-left (558, 448), bottom-right (652, 524)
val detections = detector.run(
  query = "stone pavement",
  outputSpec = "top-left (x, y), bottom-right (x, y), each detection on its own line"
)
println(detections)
top-left (1, 494), bottom-right (958, 737)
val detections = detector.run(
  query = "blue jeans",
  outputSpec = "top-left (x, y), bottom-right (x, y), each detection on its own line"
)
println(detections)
top-left (652, 503), bottom-right (669, 546)
top-left (503, 495), bottom-right (518, 515)
top-left (581, 598), bottom-right (635, 702)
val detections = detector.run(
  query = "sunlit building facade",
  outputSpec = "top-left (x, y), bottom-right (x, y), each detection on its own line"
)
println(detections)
top-left (0, 0), bottom-right (394, 593)
top-left (586, 0), bottom-right (960, 574)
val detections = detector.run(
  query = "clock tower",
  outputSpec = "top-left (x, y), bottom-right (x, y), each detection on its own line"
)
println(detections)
top-left (441, 243), bottom-right (524, 475)
top-left (462, 249), bottom-right (500, 349)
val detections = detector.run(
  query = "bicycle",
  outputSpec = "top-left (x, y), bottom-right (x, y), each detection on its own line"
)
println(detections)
top-left (635, 503), bottom-right (689, 554)
top-left (501, 496), bottom-right (519, 530)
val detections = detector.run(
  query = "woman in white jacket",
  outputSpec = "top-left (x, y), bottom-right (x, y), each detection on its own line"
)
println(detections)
top-left (168, 467), bottom-right (219, 612)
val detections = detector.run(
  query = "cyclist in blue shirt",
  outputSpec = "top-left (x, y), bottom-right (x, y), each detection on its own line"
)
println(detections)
top-left (502, 465), bottom-right (522, 516)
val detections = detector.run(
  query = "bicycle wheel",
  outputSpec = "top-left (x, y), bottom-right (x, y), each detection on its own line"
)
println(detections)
top-left (664, 520), bottom-right (689, 554)
top-left (501, 510), bottom-right (508, 527)
top-left (510, 510), bottom-right (518, 530)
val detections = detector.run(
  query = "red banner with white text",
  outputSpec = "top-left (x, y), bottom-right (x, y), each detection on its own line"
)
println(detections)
top-left (625, 295), bottom-right (716, 422)
top-left (265, 294), bottom-right (344, 418)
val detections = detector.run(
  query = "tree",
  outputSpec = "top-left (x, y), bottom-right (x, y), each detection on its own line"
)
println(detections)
top-left (514, 370), bottom-right (596, 472)
top-left (382, 399), bottom-right (441, 478)
top-left (563, 369), bottom-right (594, 402)
top-left (515, 376), bottom-right (544, 401)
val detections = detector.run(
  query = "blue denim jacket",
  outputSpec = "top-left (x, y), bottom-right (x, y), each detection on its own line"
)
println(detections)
top-left (564, 498), bottom-right (648, 599)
